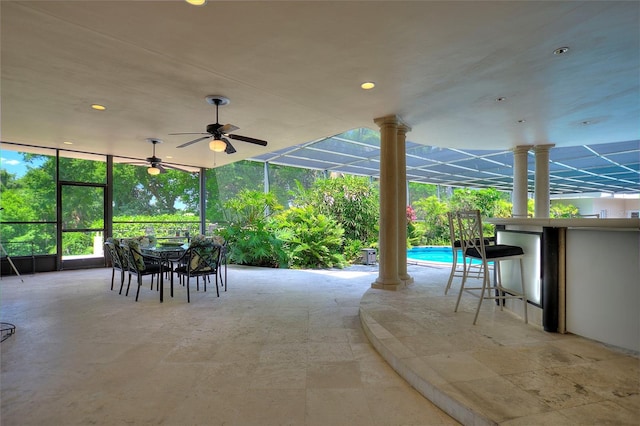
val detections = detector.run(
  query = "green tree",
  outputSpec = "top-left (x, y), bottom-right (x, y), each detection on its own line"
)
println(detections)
top-left (449, 187), bottom-right (510, 217)
top-left (550, 202), bottom-right (579, 218)
top-left (412, 196), bottom-right (449, 245)
top-left (114, 164), bottom-right (199, 215)
top-left (267, 164), bottom-right (322, 207)
top-left (204, 161), bottom-right (265, 224)
top-left (409, 182), bottom-right (439, 204)
top-left (292, 175), bottom-right (379, 245)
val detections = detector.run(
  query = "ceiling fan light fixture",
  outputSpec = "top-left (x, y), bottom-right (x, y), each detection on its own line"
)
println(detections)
top-left (209, 139), bottom-right (226, 152)
top-left (185, 0), bottom-right (207, 5)
top-left (147, 166), bottom-right (161, 175)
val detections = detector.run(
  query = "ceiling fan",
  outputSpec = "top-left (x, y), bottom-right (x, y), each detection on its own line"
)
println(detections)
top-left (128, 138), bottom-right (189, 175)
top-left (170, 95), bottom-right (268, 154)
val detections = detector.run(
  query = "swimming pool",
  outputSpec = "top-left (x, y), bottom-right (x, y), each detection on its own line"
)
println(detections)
top-left (407, 246), bottom-right (455, 264)
top-left (407, 246), bottom-right (485, 265)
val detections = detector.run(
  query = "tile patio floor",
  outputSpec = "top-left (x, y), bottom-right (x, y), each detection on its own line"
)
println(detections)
top-left (1, 263), bottom-right (638, 425)
top-left (1, 264), bottom-right (454, 425)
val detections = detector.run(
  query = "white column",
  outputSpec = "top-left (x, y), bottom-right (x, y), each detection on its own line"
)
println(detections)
top-left (372, 115), bottom-right (401, 290)
top-left (534, 144), bottom-right (554, 218)
top-left (512, 145), bottom-right (532, 217)
top-left (396, 122), bottom-right (413, 285)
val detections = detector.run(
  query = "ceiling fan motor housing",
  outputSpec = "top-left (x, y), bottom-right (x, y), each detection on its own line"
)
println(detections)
top-left (206, 123), bottom-right (223, 134)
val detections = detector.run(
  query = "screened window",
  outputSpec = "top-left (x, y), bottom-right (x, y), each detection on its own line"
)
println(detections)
top-left (204, 160), bottom-right (264, 224)
top-left (0, 146), bottom-right (57, 255)
top-left (112, 162), bottom-right (200, 238)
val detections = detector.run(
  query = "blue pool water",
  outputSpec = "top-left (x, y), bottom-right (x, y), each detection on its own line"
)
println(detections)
top-left (407, 246), bottom-right (483, 265)
top-left (407, 246), bottom-right (455, 263)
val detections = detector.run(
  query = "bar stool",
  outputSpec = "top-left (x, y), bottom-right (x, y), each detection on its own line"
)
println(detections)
top-left (454, 210), bottom-right (528, 324)
top-left (445, 211), bottom-right (492, 295)
top-left (444, 211), bottom-right (465, 295)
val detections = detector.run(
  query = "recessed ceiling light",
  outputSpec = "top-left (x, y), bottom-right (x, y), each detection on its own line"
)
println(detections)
top-left (185, 0), bottom-right (206, 5)
top-left (360, 81), bottom-right (375, 90)
top-left (165, 155), bottom-right (173, 159)
top-left (582, 120), bottom-right (592, 125)
top-left (91, 104), bottom-right (107, 111)
top-left (63, 141), bottom-right (73, 145)
top-left (517, 119), bottom-right (526, 123)
top-left (495, 97), bottom-right (507, 102)
top-left (553, 46), bottom-right (570, 55)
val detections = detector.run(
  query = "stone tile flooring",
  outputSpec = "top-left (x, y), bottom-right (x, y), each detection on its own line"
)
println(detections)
top-left (1, 265), bottom-right (455, 425)
top-left (360, 265), bottom-right (639, 425)
top-left (2, 263), bottom-right (638, 425)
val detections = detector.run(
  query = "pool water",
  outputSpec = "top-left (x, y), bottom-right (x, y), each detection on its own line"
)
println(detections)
top-left (407, 246), bottom-right (455, 263)
top-left (407, 246), bottom-right (484, 264)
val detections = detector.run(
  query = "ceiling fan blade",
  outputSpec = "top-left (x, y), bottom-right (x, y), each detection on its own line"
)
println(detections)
top-left (163, 164), bottom-right (193, 173)
top-left (223, 138), bottom-right (237, 154)
top-left (176, 135), bottom-right (211, 148)
top-left (228, 134), bottom-right (268, 146)
top-left (169, 132), bottom-right (209, 136)
top-left (220, 123), bottom-right (239, 133)
top-left (121, 161), bottom-right (148, 166)
top-left (156, 164), bottom-right (167, 173)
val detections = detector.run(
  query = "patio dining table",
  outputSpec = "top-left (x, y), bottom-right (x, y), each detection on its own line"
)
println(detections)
top-left (142, 243), bottom-right (187, 302)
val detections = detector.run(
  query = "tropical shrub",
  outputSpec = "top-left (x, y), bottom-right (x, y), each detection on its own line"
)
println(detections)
top-left (272, 206), bottom-right (346, 269)
top-left (220, 221), bottom-right (288, 268)
top-left (218, 190), bottom-right (288, 268)
top-left (222, 189), bottom-right (283, 224)
top-left (342, 238), bottom-right (366, 264)
top-left (406, 205), bottom-right (424, 246)
top-left (291, 175), bottom-right (379, 245)
top-left (112, 213), bottom-right (200, 238)
top-left (61, 232), bottom-right (93, 256)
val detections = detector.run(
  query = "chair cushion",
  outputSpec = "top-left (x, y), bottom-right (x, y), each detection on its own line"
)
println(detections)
top-left (465, 244), bottom-right (524, 259)
top-left (122, 239), bottom-right (145, 271)
top-left (456, 238), bottom-right (492, 248)
top-left (174, 265), bottom-right (211, 275)
top-left (113, 242), bottom-right (129, 268)
top-left (189, 251), bottom-right (214, 271)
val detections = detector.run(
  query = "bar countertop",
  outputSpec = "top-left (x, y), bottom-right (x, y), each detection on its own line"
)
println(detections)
top-left (485, 217), bottom-right (640, 230)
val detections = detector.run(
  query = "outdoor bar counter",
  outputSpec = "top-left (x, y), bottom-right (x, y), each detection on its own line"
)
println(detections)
top-left (485, 217), bottom-right (640, 352)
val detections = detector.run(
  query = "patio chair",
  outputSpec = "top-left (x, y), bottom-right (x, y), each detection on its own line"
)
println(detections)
top-left (123, 241), bottom-right (164, 302)
top-left (454, 210), bottom-right (527, 324)
top-left (173, 241), bottom-right (222, 303)
top-left (113, 240), bottom-right (132, 295)
top-left (104, 239), bottom-right (127, 291)
top-left (209, 235), bottom-right (228, 292)
top-left (219, 240), bottom-right (228, 292)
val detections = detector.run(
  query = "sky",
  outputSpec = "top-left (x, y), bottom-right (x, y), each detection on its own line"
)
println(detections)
top-left (0, 150), bottom-right (34, 178)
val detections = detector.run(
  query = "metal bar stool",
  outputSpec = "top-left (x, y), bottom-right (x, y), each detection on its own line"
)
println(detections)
top-left (454, 210), bottom-right (528, 324)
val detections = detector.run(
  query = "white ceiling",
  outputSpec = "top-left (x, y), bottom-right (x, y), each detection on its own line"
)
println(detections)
top-left (1, 1), bottom-right (638, 171)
